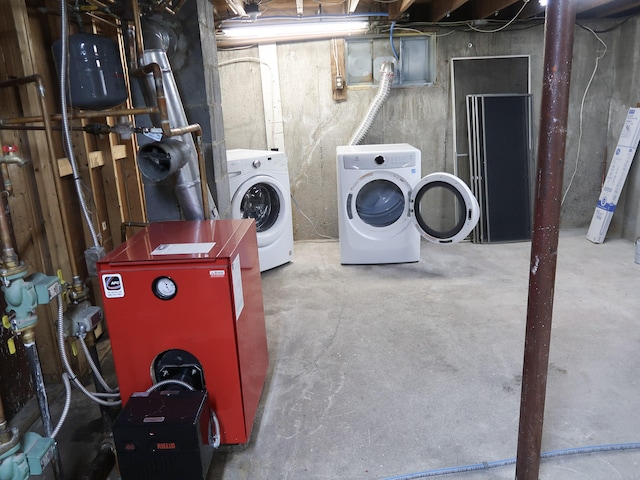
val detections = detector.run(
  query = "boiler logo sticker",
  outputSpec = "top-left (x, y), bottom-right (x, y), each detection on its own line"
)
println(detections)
top-left (102, 274), bottom-right (124, 298)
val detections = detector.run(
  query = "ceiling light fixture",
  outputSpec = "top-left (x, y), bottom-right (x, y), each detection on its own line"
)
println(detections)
top-left (217, 18), bottom-right (370, 46)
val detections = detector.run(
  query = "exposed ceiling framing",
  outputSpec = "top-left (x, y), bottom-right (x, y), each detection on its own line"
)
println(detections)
top-left (211, 0), bottom-right (640, 26)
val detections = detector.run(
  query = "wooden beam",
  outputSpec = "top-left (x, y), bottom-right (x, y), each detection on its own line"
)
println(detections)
top-left (388, 0), bottom-right (417, 19)
top-left (520, 1), bottom-right (545, 19)
top-left (3, 0), bottom-right (74, 379)
top-left (330, 39), bottom-right (347, 102)
top-left (89, 151), bottom-right (105, 169)
top-left (576, 0), bottom-right (622, 12)
top-left (428, 0), bottom-right (471, 22)
top-left (584, 0), bottom-right (640, 16)
top-left (473, 0), bottom-right (522, 19)
top-left (596, 0), bottom-right (640, 16)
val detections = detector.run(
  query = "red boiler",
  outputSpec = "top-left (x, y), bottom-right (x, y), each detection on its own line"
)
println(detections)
top-left (97, 219), bottom-right (268, 445)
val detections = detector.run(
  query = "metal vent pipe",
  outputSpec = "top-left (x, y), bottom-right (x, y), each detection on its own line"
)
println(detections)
top-left (137, 49), bottom-right (208, 220)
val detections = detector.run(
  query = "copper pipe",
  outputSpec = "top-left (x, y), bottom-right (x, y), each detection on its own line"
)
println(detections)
top-left (131, 0), bottom-right (145, 67)
top-left (0, 106), bottom-right (159, 126)
top-left (0, 74), bottom-right (81, 277)
top-left (0, 188), bottom-right (17, 265)
top-left (133, 62), bottom-right (171, 134)
top-left (0, 164), bottom-right (12, 196)
top-left (0, 125), bottom-right (85, 132)
top-left (134, 62), bottom-right (207, 139)
top-left (192, 129), bottom-right (211, 219)
top-left (515, 1), bottom-right (577, 479)
top-left (162, 0), bottom-right (187, 14)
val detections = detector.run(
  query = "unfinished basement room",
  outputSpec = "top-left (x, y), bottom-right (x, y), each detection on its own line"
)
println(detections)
top-left (0, 0), bottom-right (639, 479)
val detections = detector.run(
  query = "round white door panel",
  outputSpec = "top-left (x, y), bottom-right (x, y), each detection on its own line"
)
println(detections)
top-left (345, 171), bottom-right (413, 239)
top-left (411, 172), bottom-right (480, 244)
top-left (231, 175), bottom-right (289, 248)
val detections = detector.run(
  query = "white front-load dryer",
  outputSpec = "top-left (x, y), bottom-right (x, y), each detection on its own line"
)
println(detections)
top-left (227, 149), bottom-right (294, 271)
top-left (336, 144), bottom-right (480, 264)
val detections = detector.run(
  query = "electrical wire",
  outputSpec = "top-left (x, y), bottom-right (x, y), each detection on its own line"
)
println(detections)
top-left (390, 21), bottom-right (399, 60)
top-left (332, 38), bottom-right (341, 79)
top-left (56, 293), bottom-right (122, 407)
top-left (145, 379), bottom-right (196, 392)
top-left (465, 0), bottom-right (530, 33)
top-left (561, 24), bottom-right (607, 206)
top-left (77, 334), bottom-right (119, 394)
top-left (59, 0), bottom-right (101, 248)
top-left (382, 442), bottom-right (640, 479)
top-left (587, 15), bottom-right (637, 34)
top-left (50, 373), bottom-right (72, 439)
top-left (290, 193), bottom-right (335, 240)
top-left (217, 56), bottom-right (278, 150)
top-left (208, 410), bottom-right (221, 448)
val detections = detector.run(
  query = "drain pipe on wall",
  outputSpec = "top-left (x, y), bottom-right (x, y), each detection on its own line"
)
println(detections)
top-left (515, 0), bottom-right (577, 478)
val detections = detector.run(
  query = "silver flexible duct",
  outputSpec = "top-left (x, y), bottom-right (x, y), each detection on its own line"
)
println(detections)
top-left (348, 61), bottom-right (395, 146)
top-left (139, 49), bottom-right (206, 220)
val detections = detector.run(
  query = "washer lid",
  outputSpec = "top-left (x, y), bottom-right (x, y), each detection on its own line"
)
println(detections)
top-left (410, 172), bottom-right (480, 244)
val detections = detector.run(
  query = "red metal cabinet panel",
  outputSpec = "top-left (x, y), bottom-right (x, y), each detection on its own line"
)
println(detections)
top-left (97, 220), bottom-right (268, 445)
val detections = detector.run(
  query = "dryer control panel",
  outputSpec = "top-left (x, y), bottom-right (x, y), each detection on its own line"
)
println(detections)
top-left (338, 144), bottom-right (420, 170)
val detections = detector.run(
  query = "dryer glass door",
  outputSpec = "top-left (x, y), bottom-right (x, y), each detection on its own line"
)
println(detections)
top-left (411, 172), bottom-right (480, 244)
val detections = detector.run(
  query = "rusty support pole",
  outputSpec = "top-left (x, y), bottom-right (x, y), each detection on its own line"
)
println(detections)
top-left (515, 1), bottom-right (577, 479)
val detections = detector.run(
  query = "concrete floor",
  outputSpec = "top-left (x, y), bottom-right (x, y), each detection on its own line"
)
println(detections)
top-left (22, 229), bottom-right (640, 479)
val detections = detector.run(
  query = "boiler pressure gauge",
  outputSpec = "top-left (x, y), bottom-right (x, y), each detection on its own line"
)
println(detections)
top-left (152, 276), bottom-right (177, 300)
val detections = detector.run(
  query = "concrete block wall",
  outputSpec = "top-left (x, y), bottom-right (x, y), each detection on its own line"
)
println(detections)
top-left (217, 17), bottom-right (640, 242)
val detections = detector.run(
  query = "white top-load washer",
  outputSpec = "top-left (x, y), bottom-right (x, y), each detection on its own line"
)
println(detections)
top-left (336, 144), bottom-right (480, 264)
top-left (227, 149), bottom-right (294, 271)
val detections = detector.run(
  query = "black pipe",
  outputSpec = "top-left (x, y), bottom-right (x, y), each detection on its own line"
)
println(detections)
top-left (515, 1), bottom-right (577, 479)
top-left (24, 341), bottom-right (65, 480)
top-left (87, 341), bottom-right (117, 435)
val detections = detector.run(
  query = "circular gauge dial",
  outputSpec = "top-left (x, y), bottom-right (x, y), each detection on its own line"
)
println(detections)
top-left (152, 276), bottom-right (177, 300)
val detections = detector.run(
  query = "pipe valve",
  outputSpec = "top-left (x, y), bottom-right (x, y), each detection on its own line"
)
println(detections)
top-left (0, 145), bottom-right (27, 166)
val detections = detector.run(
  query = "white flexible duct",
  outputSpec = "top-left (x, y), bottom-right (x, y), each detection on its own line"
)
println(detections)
top-left (348, 61), bottom-right (395, 146)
